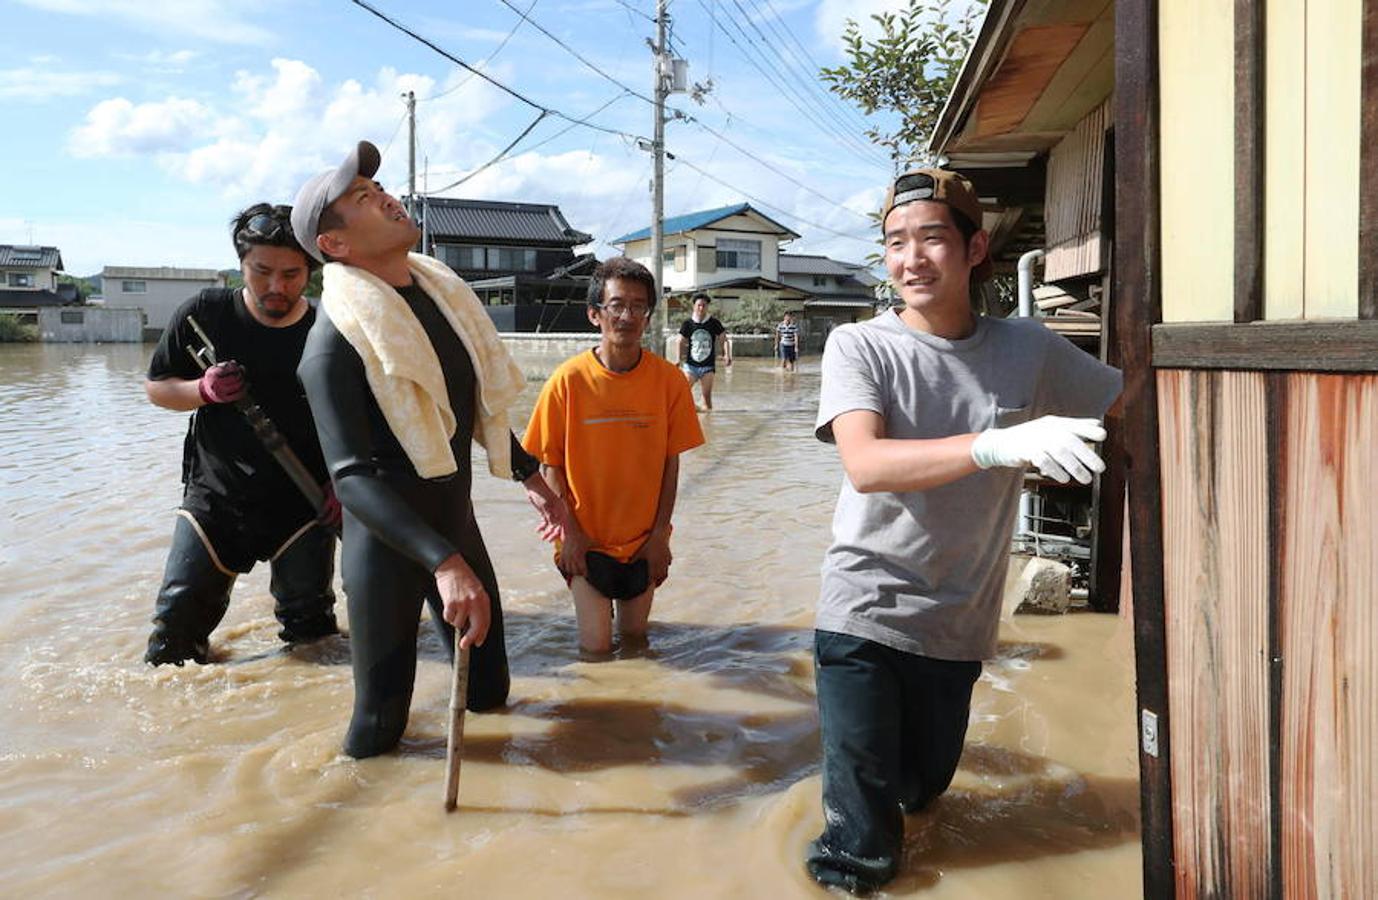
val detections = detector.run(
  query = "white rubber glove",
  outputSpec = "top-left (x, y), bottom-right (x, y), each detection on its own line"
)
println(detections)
top-left (970, 416), bottom-right (1107, 485)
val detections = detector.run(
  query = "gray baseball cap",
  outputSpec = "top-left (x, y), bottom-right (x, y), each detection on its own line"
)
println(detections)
top-left (290, 140), bottom-right (382, 263)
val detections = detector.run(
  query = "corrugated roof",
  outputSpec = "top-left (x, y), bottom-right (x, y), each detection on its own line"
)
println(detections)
top-left (421, 198), bottom-right (592, 246)
top-left (0, 245), bottom-right (63, 270)
top-left (611, 203), bottom-right (800, 244)
top-left (101, 266), bottom-right (223, 280)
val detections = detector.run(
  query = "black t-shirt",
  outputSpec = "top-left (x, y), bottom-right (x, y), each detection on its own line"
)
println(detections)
top-left (679, 316), bottom-right (726, 367)
top-left (296, 282), bottom-right (540, 572)
top-left (148, 288), bottom-right (327, 526)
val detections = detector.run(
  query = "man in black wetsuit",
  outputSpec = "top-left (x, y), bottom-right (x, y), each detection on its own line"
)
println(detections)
top-left (144, 203), bottom-right (341, 666)
top-left (291, 141), bottom-right (569, 759)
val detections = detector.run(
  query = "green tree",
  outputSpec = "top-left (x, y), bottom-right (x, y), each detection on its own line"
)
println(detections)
top-left (720, 296), bottom-right (787, 334)
top-left (57, 274), bottom-right (93, 302)
top-left (820, 0), bottom-right (986, 167)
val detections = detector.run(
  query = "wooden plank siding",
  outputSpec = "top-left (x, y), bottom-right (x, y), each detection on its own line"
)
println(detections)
top-left (1276, 373), bottom-right (1378, 898)
top-left (1159, 0), bottom-right (1235, 322)
top-left (1043, 99), bottom-right (1111, 282)
top-left (1157, 369), bottom-right (1272, 898)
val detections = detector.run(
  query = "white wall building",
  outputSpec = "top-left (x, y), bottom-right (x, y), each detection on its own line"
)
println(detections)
top-left (610, 203), bottom-right (807, 311)
top-left (101, 266), bottom-right (226, 334)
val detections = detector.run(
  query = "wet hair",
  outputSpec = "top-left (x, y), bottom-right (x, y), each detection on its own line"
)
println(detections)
top-left (949, 205), bottom-right (979, 249)
top-left (230, 203), bottom-right (316, 269)
top-left (692, 293), bottom-right (710, 304)
top-left (587, 256), bottom-right (657, 311)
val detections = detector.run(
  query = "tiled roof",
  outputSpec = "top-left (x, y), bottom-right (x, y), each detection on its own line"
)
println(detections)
top-left (0, 245), bottom-right (63, 270)
top-left (422, 198), bottom-right (592, 246)
top-left (611, 203), bottom-right (800, 243)
top-left (779, 253), bottom-right (862, 276)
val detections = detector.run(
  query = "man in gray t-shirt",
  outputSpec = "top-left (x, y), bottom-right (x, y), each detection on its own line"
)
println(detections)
top-left (805, 168), bottom-right (1122, 894)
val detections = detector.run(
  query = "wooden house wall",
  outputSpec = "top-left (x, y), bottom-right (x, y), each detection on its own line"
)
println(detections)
top-left (1265, 0), bottom-right (1364, 319)
top-left (1117, 0), bottom-right (1378, 894)
top-left (1043, 98), bottom-right (1111, 281)
top-left (1276, 373), bottom-right (1378, 897)
top-left (1159, 0), bottom-right (1235, 323)
top-left (1155, 369), bottom-right (1378, 898)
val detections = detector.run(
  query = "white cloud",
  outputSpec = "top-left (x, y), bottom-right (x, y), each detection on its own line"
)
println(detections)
top-left (0, 68), bottom-right (121, 100)
top-left (68, 96), bottom-right (219, 157)
top-left (67, 59), bottom-right (517, 203)
top-left (16, 0), bottom-right (273, 45)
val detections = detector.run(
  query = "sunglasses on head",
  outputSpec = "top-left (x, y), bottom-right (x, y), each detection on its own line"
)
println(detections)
top-left (238, 207), bottom-right (292, 242)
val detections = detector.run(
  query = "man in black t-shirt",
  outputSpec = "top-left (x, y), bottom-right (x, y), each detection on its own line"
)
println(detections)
top-left (677, 293), bottom-right (732, 410)
top-left (143, 203), bottom-right (340, 666)
top-left (290, 140), bottom-right (571, 758)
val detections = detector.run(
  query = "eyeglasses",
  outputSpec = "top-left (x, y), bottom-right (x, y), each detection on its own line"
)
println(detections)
top-left (597, 303), bottom-right (651, 320)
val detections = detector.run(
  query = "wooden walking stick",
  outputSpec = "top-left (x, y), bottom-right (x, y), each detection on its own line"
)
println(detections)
top-left (443, 632), bottom-right (471, 812)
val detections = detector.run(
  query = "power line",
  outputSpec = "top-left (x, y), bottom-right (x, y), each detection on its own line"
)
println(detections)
top-left (425, 111), bottom-right (548, 194)
top-left (609, 0), bottom-right (655, 23)
top-left (488, 0), bottom-right (877, 217)
top-left (719, 0), bottom-right (887, 165)
top-left (494, 0), bottom-right (657, 105)
top-left (349, 0), bottom-right (647, 142)
top-left (673, 153), bottom-right (876, 244)
top-left (748, 0), bottom-right (874, 133)
top-left (349, 0), bottom-right (872, 247)
top-left (689, 0), bottom-right (889, 168)
top-left (424, 0), bottom-right (539, 102)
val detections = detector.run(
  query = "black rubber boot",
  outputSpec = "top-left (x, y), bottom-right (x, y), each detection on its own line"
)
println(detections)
top-left (269, 523), bottom-right (338, 644)
top-left (145, 516), bottom-right (235, 666)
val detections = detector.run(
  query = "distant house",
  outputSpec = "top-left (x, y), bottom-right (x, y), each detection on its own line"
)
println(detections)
top-left (0, 245), bottom-right (73, 309)
top-left (611, 203), bottom-right (810, 315)
top-left (101, 266), bottom-right (226, 336)
top-left (416, 196), bottom-right (596, 332)
top-left (778, 253), bottom-right (883, 345)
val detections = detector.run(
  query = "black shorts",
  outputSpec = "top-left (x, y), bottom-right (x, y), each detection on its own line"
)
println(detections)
top-left (780, 345), bottom-right (797, 362)
top-left (581, 550), bottom-right (650, 600)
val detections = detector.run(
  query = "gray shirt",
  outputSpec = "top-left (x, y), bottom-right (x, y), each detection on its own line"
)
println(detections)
top-left (814, 310), bottom-right (1122, 661)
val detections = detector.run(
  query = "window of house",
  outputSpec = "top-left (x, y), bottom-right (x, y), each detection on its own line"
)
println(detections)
top-left (812, 275), bottom-right (827, 286)
top-left (488, 247), bottom-right (537, 271)
top-left (7, 272), bottom-right (35, 288)
top-left (716, 238), bottom-right (761, 271)
top-left (121, 280), bottom-right (147, 293)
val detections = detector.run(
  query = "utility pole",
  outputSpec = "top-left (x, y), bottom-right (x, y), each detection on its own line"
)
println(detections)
top-left (405, 90), bottom-right (417, 218)
top-left (650, 0), bottom-right (669, 352)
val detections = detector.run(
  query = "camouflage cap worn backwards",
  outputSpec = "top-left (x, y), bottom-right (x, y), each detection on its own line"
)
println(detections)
top-left (881, 168), bottom-right (992, 282)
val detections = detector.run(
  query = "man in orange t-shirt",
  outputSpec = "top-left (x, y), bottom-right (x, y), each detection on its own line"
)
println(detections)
top-left (523, 257), bottom-right (704, 655)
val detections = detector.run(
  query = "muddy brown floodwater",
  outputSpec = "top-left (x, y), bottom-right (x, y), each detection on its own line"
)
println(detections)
top-left (0, 341), bottom-right (1141, 898)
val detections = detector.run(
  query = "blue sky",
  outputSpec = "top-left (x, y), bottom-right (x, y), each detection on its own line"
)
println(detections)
top-left (1, 0), bottom-right (929, 276)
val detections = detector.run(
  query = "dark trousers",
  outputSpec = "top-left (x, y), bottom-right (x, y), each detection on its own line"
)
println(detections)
top-left (145, 514), bottom-right (337, 665)
top-left (807, 630), bottom-right (981, 894)
top-left (340, 508), bottom-right (509, 759)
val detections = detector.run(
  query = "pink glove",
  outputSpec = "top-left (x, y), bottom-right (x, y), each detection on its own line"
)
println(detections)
top-left (319, 481), bottom-right (342, 530)
top-left (198, 361), bottom-right (246, 404)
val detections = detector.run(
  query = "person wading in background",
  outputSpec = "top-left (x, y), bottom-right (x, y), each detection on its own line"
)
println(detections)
top-left (677, 293), bottom-right (731, 410)
top-left (292, 140), bottom-right (569, 759)
top-left (143, 203), bottom-right (341, 667)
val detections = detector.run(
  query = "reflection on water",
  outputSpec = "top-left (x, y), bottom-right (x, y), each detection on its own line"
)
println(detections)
top-left (0, 343), bottom-right (1141, 898)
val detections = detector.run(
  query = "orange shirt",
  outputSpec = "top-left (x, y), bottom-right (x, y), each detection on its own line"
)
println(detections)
top-left (522, 348), bottom-right (704, 562)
